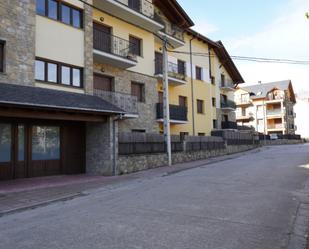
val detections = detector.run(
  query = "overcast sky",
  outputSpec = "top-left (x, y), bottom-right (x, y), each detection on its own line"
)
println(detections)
top-left (178, 0), bottom-right (309, 94)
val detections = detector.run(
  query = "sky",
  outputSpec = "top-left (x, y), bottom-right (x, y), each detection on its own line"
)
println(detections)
top-left (178, 0), bottom-right (309, 136)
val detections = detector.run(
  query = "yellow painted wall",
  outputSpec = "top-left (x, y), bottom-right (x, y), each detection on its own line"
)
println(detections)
top-left (93, 9), bottom-right (155, 76)
top-left (35, 16), bottom-right (85, 67)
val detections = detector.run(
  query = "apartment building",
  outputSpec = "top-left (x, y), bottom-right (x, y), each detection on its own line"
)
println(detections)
top-left (235, 80), bottom-right (297, 135)
top-left (0, 0), bottom-right (243, 181)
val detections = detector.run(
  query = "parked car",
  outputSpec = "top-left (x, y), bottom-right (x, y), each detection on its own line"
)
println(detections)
top-left (270, 134), bottom-right (279, 140)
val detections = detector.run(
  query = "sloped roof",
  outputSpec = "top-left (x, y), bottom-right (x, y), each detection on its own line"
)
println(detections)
top-left (154, 0), bottom-right (194, 28)
top-left (0, 82), bottom-right (124, 115)
top-left (241, 80), bottom-right (296, 103)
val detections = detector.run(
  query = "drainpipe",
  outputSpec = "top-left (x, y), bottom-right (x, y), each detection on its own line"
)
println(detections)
top-left (112, 114), bottom-right (123, 176)
top-left (190, 37), bottom-right (196, 136)
top-left (208, 47), bottom-right (212, 80)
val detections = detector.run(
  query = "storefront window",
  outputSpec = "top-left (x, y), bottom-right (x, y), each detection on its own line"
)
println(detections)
top-left (18, 125), bottom-right (25, 161)
top-left (0, 124), bottom-right (11, 162)
top-left (32, 126), bottom-right (60, 160)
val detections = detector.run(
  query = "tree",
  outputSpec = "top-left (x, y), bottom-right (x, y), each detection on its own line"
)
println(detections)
top-left (306, 12), bottom-right (309, 19)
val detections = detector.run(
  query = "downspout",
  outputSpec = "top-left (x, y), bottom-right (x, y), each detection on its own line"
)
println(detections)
top-left (190, 37), bottom-right (196, 136)
top-left (208, 47), bottom-right (212, 80)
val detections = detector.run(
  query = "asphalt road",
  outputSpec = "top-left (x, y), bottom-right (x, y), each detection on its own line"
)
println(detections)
top-left (1, 144), bottom-right (309, 249)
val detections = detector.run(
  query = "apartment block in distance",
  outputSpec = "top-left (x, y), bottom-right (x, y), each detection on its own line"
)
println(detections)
top-left (235, 80), bottom-right (297, 135)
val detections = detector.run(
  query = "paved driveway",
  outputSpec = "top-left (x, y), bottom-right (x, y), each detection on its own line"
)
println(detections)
top-left (0, 144), bottom-right (309, 249)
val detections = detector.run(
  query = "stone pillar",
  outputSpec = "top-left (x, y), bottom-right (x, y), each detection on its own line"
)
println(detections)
top-left (0, 0), bottom-right (36, 86)
top-left (86, 117), bottom-right (119, 176)
top-left (83, 0), bottom-right (94, 95)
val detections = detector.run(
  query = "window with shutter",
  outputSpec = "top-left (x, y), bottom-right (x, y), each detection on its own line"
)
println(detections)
top-left (196, 66), bottom-right (202, 80)
top-left (179, 96), bottom-right (187, 107)
top-left (0, 42), bottom-right (4, 73)
top-left (129, 36), bottom-right (142, 56)
top-left (131, 82), bottom-right (144, 102)
top-left (197, 99), bottom-right (204, 114)
top-left (94, 74), bottom-right (113, 91)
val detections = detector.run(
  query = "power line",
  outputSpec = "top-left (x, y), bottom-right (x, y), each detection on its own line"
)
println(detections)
top-left (169, 50), bottom-right (309, 65)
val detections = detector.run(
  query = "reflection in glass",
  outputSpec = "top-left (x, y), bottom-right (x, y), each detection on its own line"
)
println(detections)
top-left (0, 124), bottom-right (11, 163)
top-left (61, 5), bottom-right (71, 25)
top-left (35, 60), bottom-right (45, 81)
top-left (61, 66), bottom-right (71, 85)
top-left (48, 63), bottom-right (57, 83)
top-left (72, 68), bottom-right (81, 87)
top-left (36, 0), bottom-right (46, 15)
top-left (18, 125), bottom-right (25, 161)
top-left (32, 126), bottom-right (60, 160)
top-left (72, 9), bottom-right (81, 28)
top-left (48, 0), bottom-right (58, 20)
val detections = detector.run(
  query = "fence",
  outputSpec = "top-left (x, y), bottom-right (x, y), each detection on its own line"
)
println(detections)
top-left (118, 133), bottom-right (225, 155)
top-left (211, 129), bottom-right (255, 146)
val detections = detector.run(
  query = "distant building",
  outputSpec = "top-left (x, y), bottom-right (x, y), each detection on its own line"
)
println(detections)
top-left (235, 80), bottom-right (296, 135)
top-left (295, 91), bottom-right (309, 138)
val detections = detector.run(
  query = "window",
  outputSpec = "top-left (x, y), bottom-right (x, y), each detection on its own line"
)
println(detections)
top-left (32, 126), bottom-right (60, 160)
top-left (47, 62), bottom-right (57, 83)
top-left (0, 124), bottom-right (11, 163)
top-left (94, 74), bottom-right (113, 91)
top-left (197, 99), bottom-right (204, 114)
top-left (129, 36), bottom-right (142, 56)
top-left (196, 66), bottom-right (202, 80)
top-left (179, 96), bottom-right (187, 107)
top-left (211, 76), bottom-right (215, 85)
top-left (221, 74), bottom-right (225, 86)
top-left (132, 129), bottom-right (146, 133)
top-left (158, 91), bottom-right (163, 103)
top-left (213, 120), bottom-right (217, 129)
top-left (0, 41), bottom-right (5, 73)
top-left (35, 58), bottom-right (83, 88)
top-left (48, 0), bottom-right (58, 19)
top-left (131, 82), bottom-right (145, 102)
top-left (212, 97), bottom-right (216, 107)
top-left (36, 0), bottom-right (83, 28)
top-left (177, 60), bottom-right (186, 75)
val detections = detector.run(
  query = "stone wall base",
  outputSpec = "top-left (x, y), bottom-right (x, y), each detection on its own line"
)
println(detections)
top-left (118, 144), bottom-right (259, 175)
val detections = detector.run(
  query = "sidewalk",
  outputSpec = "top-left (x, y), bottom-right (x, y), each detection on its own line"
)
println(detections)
top-left (0, 147), bottom-right (263, 216)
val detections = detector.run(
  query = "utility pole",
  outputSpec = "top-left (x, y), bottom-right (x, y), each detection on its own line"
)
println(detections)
top-left (162, 38), bottom-right (172, 166)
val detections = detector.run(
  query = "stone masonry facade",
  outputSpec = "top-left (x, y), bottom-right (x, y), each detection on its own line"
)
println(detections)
top-left (94, 63), bottom-right (160, 133)
top-left (0, 0), bottom-right (36, 86)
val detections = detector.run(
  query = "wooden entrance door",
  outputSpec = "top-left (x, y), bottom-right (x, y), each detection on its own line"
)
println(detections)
top-left (0, 123), bottom-right (27, 180)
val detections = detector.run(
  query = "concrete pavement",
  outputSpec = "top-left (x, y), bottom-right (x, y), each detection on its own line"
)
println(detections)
top-left (0, 144), bottom-right (309, 249)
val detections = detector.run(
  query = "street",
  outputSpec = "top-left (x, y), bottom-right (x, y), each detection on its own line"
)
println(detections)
top-left (1, 144), bottom-right (309, 249)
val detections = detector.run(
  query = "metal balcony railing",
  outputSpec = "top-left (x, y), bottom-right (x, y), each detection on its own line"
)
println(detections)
top-left (114, 0), bottom-right (155, 19)
top-left (221, 100), bottom-right (236, 109)
top-left (155, 60), bottom-right (186, 81)
top-left (221, 121), bottom-right (237, 129)
top-left (156, 103), bottom-right (188, 121)
top-left (93, 28), bottom-right (137, 61)
top-left (94, 89), bottom-right (138, 114)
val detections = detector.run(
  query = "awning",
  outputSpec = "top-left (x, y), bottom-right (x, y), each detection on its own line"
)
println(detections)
top-left (0, 83), bottom-right (125, 121)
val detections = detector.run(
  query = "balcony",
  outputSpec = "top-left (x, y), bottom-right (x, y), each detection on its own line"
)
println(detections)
top-left (267, 109), bottom-right (282, 117)
top-left (93, 0), bottom-right (164, 33)
top-left (267, 124), bottom-right (284, 130)
top-left (93, 28), bottom-right (137, 68)
top-left (220, 81), bottom-right (235, 92)
top-left (154, 16), bottom-right (185, 48)
top-left (94, 89), bottom-right (138, 116)
top-left (235, 97), bottom-right (252, 106)
top-left (236, 113), bottom-right (254, 121)
top-left (221, 121), bottom-right (237, 129)
top-left (221, 100), bottom-right (236, 111)
top-left (156, 103), bottom-right (188, 124)
top-left (155, 60), bottom-right (187, 85)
